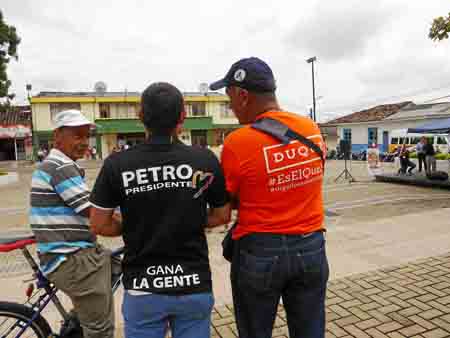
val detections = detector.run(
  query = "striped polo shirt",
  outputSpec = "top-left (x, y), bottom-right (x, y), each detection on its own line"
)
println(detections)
top-left (30, 149), bottom-right (95, 275)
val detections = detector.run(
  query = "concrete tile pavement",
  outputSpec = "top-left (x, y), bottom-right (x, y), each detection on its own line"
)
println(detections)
top-left (2, 207), bottom-right (450, 337)
top-left (208, 207), bottom-right (450, 305)
top-left (207, 252), bottom-right (450, 338)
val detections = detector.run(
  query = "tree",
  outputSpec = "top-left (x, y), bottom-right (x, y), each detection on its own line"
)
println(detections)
top-left (0, 10), bottom-right (20, 99)
top-left (429, 12), bottom-right (450, 41)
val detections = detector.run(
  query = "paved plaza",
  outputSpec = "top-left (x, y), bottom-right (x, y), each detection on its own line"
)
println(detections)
top-left (1, 160), bottom-right (450, 337)
top-left (209, 253), bottom-right (450, 338)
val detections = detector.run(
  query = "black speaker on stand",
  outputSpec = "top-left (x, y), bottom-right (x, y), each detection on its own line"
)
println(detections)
top-left (335, 140), bottom-right (356, 183)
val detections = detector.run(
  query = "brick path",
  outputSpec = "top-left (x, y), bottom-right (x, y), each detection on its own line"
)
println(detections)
top-left (210, 253), bottom-right (450, 338)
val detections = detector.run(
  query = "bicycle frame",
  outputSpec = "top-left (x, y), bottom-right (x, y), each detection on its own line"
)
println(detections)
top-left (9, 245), bottom-right (124, 338)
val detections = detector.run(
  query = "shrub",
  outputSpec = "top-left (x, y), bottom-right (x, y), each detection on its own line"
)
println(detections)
top-left (435, 153), bottom-right (450, 160)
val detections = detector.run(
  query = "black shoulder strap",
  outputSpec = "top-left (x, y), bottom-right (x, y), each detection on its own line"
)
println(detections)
top-left (252, 117), bottom-right (325, 167)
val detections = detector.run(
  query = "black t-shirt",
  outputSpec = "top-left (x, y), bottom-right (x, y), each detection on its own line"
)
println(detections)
top-left (424, 143), bottom-right (435, 156)
top-left (90, 139), bottom-right (228, 295)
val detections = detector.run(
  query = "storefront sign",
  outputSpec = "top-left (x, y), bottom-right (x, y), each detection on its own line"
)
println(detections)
top-left (0, 124), bottom-right (32, 139)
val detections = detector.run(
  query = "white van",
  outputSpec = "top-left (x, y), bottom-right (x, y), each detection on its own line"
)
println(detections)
top-left (389, 129), bottom-right (449, 153)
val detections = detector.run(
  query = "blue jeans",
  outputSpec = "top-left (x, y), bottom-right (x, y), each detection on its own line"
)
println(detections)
top-left (231, 231), bottom-right (329, 338)
top-left (122, 291), bottom-right (214, 338)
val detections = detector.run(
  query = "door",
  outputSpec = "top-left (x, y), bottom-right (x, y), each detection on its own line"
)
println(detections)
top-left (191, 130), bottom-right (208, 148)
top-left (368, 128), bottom-right (378, 147)
top-left (15, 139), bottom-right (26, 160)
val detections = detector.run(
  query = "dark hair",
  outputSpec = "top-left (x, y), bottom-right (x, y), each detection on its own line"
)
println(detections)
top-left (252, 91), bottom-right (276, 101)
top-left (141, 82), bottom-right (184, 134)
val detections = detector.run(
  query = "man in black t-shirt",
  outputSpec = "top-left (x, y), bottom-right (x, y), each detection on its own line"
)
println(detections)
top-left (89, 82), bottom-right (231, 338)
top-left (423, 138), bottom-right (436, 176)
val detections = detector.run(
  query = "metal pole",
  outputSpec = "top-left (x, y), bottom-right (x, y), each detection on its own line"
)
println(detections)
top-left (14, 138), bottom-right (18, 161)
top-left (311, 60), bottom-right (316, 122)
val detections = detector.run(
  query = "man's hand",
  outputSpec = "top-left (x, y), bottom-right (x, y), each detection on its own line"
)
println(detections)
top-left (207, 203), bottom-right (231, 228)
top-left (90, 207), bottom-right (123, 237)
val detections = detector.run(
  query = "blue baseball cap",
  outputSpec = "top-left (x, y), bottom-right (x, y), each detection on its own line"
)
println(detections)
top-left (209, 57), bottom-right (276, 93)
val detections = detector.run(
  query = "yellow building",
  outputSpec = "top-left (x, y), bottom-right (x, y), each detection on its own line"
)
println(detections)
top-left (31, 91), bottom-right (239, 158)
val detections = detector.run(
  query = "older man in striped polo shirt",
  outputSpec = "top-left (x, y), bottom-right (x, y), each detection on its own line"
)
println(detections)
top-left (29, 109), bottom-right (116, 338)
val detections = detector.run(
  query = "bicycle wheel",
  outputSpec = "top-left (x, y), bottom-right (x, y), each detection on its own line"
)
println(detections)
top-left (0, 301), bottom-right (52, 338)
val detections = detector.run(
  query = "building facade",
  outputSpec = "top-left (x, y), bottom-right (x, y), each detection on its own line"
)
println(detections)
top-left (31, 91), bottom-right (239, 159)
top-left (0, 105), bottom-right (33, 161)
top-left (324, 102), bottom-right (450, 153)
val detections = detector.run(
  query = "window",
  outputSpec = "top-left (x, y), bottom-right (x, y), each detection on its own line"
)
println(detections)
top-left (186, 102), bottom-right (206, 117)
top-left (104, 103), bottom-right (137, 119)
top-left (343, 128), bottom-right (352, 143)
top-left (437, 136), bottom-right (448, 145)
top-left (99, 103), bottom-right (110, 118)
top-left (219, 103), bottom-right (233, 118)
top-left (391, 137), bottom-right (399, 144)
top-left (50, 103), bottom-right (81, 120)
top-left (410, 137), bottom-right (420, 145)
top-left (368, 127), bottom-right (378, 145)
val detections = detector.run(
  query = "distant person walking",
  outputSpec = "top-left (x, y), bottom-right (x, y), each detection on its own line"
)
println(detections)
top-left (37, 148), bottom-right (45, 162)
top-left (91, 146), bottom-right (97, 160)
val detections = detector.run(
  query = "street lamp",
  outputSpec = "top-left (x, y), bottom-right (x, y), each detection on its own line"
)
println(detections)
top-left (306, 56), bottom-right (317, 122)
top-left (26, 83), bottom-right (35, 161)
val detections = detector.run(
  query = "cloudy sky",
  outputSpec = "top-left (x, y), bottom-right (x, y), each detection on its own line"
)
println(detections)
top-left (3, 0), bottom-right (450, 121)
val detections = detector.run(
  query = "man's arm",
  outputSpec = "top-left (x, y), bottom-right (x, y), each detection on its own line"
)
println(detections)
top-left (207, 203), bottom-right (231, 228)
top-left (89, 158), bottom-right (122, 236)
top-left (79, 206), bottom-right (90, 218)
top-left (90, 207), bottom-right (123, 237)
top-left (228, 193), bottom-right (239, 210)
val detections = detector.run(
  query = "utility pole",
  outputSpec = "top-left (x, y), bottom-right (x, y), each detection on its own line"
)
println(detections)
top-left (306, 56), bottom-right (317, 122)
top-left (26, 84), bottom-right (35, 160)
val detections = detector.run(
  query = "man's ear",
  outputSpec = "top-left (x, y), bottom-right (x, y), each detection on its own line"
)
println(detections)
top-left (175, 111), bottom-right (186, 135)
top-left (238, 88), bottom-right (250, 107)
top-left (53, 128), bottom-right (61, 146)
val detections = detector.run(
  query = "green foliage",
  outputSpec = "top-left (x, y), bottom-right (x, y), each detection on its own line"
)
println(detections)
top-left (435, 153), bottom-right (450, 160)
top-left (429, 12), bottom-right (450, 41)
top-left (0, 10), bottom-right (21, 99)
top-left (406, 152), bottom-right (450, 160)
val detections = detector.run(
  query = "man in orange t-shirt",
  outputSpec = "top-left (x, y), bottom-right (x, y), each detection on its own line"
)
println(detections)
top-left (210, 57), bottom-right (329, 338)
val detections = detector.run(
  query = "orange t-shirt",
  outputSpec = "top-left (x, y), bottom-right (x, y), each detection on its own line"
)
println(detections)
top-left (221, 111), bottom-right (325, 240)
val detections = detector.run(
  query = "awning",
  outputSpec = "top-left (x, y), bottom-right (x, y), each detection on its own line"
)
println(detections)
top-left (95, 117), bottom-right (239, 134)
top-left (407, 118), bottom-right (450, 134)
top-left (95, 119), bottom-right (145, 134)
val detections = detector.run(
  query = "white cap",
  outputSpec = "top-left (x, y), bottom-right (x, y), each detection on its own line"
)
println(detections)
top-left (53, 110), bottom-right (93, 129)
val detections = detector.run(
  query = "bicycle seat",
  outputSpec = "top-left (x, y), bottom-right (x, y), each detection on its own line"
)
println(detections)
top-left (0, 234), bottom-right (36, 252)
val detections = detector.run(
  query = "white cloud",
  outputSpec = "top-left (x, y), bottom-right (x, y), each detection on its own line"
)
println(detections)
top-left (2, 0), bottom-right (450, 123)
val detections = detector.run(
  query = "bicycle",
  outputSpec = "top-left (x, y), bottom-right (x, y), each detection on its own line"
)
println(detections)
top-left (0, 234), bottom-right (123, 338)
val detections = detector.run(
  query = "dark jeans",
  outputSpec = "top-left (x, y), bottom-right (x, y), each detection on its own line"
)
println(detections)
top-left (418, 153), bottom-right (427, 172)
top-left (399, 158), bottom-right (416, 174)
top-left (231, 231), bottom-right (329, 338)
